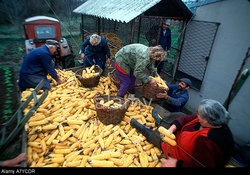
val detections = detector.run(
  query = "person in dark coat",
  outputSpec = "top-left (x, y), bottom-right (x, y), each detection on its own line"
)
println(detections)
top-left (18, 40), bottom-right (64, 91)
top-left (80, 34), bottom-right (111, 70)
top-left (157, 78), bottom-right (192, 112)
top-left (130, 99), bottom-right (234, 167)
top-left (146, 19), bottom-right (172, 74)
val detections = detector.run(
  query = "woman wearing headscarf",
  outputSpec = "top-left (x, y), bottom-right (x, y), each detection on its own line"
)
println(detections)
top-left (80, 34), bottom-right (111, 70)
top-left (114, 44), bottom-right (165, 98)
top-left (130, 99), bottom-right (234, 167)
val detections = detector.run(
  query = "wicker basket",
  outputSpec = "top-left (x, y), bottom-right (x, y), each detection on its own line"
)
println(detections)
top-left (142, 83), bottom-right (168, 102)
top-left (108, 69), bottom-right (120, 88)
top-left (93, 93), bottom-right (131, 125)
top-left (75, 65), bottom-right (103, 88)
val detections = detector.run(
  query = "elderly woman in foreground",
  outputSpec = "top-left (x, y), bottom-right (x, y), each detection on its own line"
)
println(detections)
top-left (130, 99), bottom-right (234, 167)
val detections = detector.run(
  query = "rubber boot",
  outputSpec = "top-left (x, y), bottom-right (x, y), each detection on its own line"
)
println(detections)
top-left (130, 118), bottom-right (153, 138)
top-left (152, 108), bottom-right (162, 126)
top-left (130, 118), bottom-right (162, 149)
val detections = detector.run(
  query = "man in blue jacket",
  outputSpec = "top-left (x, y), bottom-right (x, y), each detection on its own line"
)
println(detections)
top-left (18, 40), bottom-right (64, 91)
top-left (146, 19), bottom-right (171, 74)
top-left (80, 34), bottom-right (111, 70)
top-left (157, 78), bottom-right (192, 112)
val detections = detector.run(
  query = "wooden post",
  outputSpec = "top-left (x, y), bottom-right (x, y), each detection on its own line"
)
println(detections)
top-left (156, 18), bottom-right (163, 45)
top-left (113, 21), bottom-right (117, 32)
top-left (102, 18), bottom-right (105, 33)
top-left (173, 19), bottom-right (187, 78)
top-left (97, 17), bottom-right (101, 35)
top-left (137, 16), bottom-right (142, 43)
top-left (130, 19), bottom-right (135, 44)
top-left (81, 14), bottom-right (84, 42)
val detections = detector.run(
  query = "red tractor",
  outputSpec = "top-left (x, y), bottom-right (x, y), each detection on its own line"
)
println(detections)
top-left (23, 16), bottom-right (75, 68)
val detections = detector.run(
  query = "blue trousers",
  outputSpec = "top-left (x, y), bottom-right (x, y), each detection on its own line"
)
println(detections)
top-left (84, 56), bottom-right (106, 70)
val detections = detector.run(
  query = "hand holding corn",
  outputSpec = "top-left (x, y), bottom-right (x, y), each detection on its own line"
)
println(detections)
top-left (158, 126), bottom-right (176, 146)
top-left (149, 76), bottom-right (169, 90)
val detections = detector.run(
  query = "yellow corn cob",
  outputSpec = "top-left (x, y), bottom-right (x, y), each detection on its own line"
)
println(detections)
top-left (124, 144), bottom-right (136, 149)
top-left (104, 134), bottom-right (114, 148)
top-left (162, 136), bottom-right (177, 146)
top-left (143, 144), bottom-right (154, 151)
top-left (60, 129), bottom-right (74, 142)
top-left (150, 148), bottom-right (158, 161)
top-left (120, 139), bottom-right (131, 145)
top-left (43, 163), bottom-right (59, 167)
top-left (91, 160), bottom-right (114, 167)
top-left (133, 157), bottom-right (141, 167)
top-left (70, 141), bottom-right (80, 150)
top-left (54, 149), bottom-right (72, 154)
top-left (49, 157), bottom-right (65, 163)
top-left (88, 123), bottom-right (94, 138)
top-left (42, 124), bottom-right (57, 131)
top-left (40, 140), bottom-right (47, 152)
top-left (109, 158), bottom-right (123, 166)
top-left (118, 128), bottom-right (128, 138)
top-left (109, 151), bottom-right (122, 158)
top-left (122, 154), bottom-right (134, 167)
top-left (28, 114), bottom-right (45, 122)
top-left (29, 119), bottom-right (48, 127)
top-left (79, 156), bottom-right (89, 167)
top-left (86, 67), bottom-right (91, 74)
top-left (66, 150), bottom-right (82, 162)
top-left (48, 154), bottom-right (64, 158)
top-left (82, 70), bottom-right (86, 77)
top-left (127, 128), bottom-right (136, 137)
top-left (58, 124), bottom-right (65, 136)
top-left (66, 160), bottom-right (81, 167)
top-left (27, 142), bottom-right (41, 148)
top-left (67, 119), bottom-right (84, 125)
top-left (103, 100), bottom-right (114, 107)
top-left (139, 152), bottom-right (148, 167)
top-left (88, 152), bottom-right (111, 161)
top-left (158, 126), bottom-right (176, 140)
top-left (124, 148), bottom-right (138, 154)
top-left (28, 135), bottom-right (37, 142)
top-left (98, 135), bottom-right (105, 150)
top-left (89, 65), bottom-right (95, 72)
top-left (74, 123), bottom-right (85, 139)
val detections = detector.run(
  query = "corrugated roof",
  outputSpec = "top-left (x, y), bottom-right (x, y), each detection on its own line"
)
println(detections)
top-left (73, 0), bottom-right (161, 23)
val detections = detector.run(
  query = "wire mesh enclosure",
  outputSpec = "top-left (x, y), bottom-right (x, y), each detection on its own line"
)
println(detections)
top-left (80, 15), bottom-right (186, 78)
top-left (175, 20), bottom-right (219, 90)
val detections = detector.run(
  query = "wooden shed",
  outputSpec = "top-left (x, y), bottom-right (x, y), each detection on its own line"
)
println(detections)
top-left (73, 0), bottom-right (193, 78)
top-left (73, 0), bottom-right (192, 41)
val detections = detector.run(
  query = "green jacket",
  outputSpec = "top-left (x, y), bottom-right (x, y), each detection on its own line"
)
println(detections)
top-left (115, 44), bottom-right (158, 83)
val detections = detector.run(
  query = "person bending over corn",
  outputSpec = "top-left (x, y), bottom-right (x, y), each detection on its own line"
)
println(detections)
top-left (80, 34), bottom-right (111, 71)
top-left (114, 44), bottom-right (165, 98)
top-left (130, 99), bottom-right (234, 167)
top-left (18, 40), bottom-right (64, 91)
